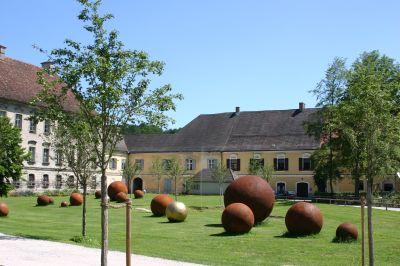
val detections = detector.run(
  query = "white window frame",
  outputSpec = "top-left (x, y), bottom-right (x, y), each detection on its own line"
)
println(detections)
top-left (28, 146), bottom-right (36, 163)
top-left (15, 113), bottom-right (22, 129)
top-left (44, 120), bottom-right (51, 134)
top-left (207, 158), bottom-right (218, 169)
top-left (42, 148), bottom-right (50, 164)
top-left (185, 158), bottom-right (195, 171)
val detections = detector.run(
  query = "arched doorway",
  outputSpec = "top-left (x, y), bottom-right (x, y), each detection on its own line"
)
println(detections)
top-left (276, 182), bottom-right (286, 195)
top-left (133, 177), bottom-right (143, 191)
top-left (296, 182), bottom-right (309, 197)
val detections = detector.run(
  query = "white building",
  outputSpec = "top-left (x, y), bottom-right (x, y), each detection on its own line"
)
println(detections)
top-left (0, 45), bottom-right (127, 192)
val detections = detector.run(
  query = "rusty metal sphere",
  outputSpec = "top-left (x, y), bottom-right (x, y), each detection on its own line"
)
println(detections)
top-left (133, 190), bottom-right (144, 199)
top-left (115, 192), bottom-right (128, 203)
top-left (166, 202), bottom-right (188, 222)
top-left (336, 222), bottom-right (358, 241)
top-left (224, 175), bottom-right (275, 223)
top-left (37, 195), bottom-right (51, 206)
top-left (95, 190), bottom-right (101, 199)
top-left (285, 202), bottom-right (323, 235)
top-left (0, 202), bottom-right (9, 217)
top-left (222, 203), bottom-right (255, 234)
top-left (70, 193), bottom-right (83, 206)
top-left (49, 197), bottom-right (54, 204)
top-left (151, 194), bottom-right (174, 216)
top-left (107, 181), bottom-right (128, 201)
top-left (60, 201), bottom-right (68, 207)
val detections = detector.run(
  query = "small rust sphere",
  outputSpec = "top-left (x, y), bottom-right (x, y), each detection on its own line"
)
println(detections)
top-left (151, 194), bottom-right (174, 216)
top-left (336, 222), bottom-right (358, 241)
top-left (107, 181), bottom-right (128, 201)
top-left (37, 195), bottom-right (51, 206)
top-left (60, 201), bottom-right (68, 207)
top-left (70, 193), bottom-right (83, 206)
top-left (166, 202), bottom-right (188, 222)
top-left (115, 192), bottom-right (128, 203)
top-left (285, 202), bottom-right (323, 235)
top-left (49, 197), bottom-right (54, 204)
top-left (0, 202), bottom-right (9, 217)
top-left (95, 190), bottom-right (101, 199)
top-left (134, 190), bottom-right (144, 199)
top-left (224, 175), bottom-right (275, 223)
top-left (222, 203), bottom-right (255, 234)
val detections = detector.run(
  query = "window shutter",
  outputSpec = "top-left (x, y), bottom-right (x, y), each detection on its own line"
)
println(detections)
top-left (273, 158), bottom-right (277, 170)
top-left (299, 158), bottom-right (303, 171)
top-left (285, 158), bottom-right (289, 170)
top-left (260, 159), bottom-right (264, 167)
top-left (237, 159), bottom-right (241, 171)
top-left (227, 159), bottom-right (231, 169)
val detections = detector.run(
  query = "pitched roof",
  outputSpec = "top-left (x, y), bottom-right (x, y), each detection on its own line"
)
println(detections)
top-left (0, 57), bottom-right (78, 112)
top-left (125, 108), bottom-right (320, 153)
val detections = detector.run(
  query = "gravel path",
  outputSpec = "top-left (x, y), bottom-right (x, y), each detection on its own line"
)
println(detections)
top-left (0, 233), bottom-right (202, 266)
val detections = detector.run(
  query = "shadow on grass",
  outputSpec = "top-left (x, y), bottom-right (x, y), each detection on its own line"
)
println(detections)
top-left (274, 231), bottom-right (316, 239)
top-left (331, 236), bottom-right (358, 244)
top-left (188, 206), bottom-right (222, 211)
top-left (144, 214), bottom-right (163, 218)
top-left (12, 233), bottom-right (58, 241)
top-left (210, 231), bottom-right (246, 237)
top-left (204, 223), bottom-right (223, 228)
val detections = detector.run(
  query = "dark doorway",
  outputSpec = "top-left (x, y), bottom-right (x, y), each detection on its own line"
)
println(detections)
top-left (164, 178), bottom-right (172, 193)
top-left (276, 182), bottom-right (286, 195)
top-left (383, 183), bottom-right (394, 192)
top-left (133, 177), bottom-right (143, 191)
top-left (296, 182), bottom-right (309, 197)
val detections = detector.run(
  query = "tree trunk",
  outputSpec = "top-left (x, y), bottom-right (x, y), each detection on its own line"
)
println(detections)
top-left (329, 178), bottom-right (334, 194)
top-left (219, 184), bottom-right (223, 208)
top-left (82, 182), bottom-right (87, 237)
top-left (101, 169), bottom-right (108, 266)
top-left (354, 177), bottom-right (360, 197)
top-left (367, 179), bottom-right (374, 266)
top-left (158, 178), bottom-right (161, 194)
top-left (174, 177), bottom-right (177, 200)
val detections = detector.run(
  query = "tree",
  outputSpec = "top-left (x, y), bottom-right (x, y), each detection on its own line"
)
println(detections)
top-left (211, 161), bottom-right (229, 207)
top-left (0, 116), bottom-right (28, 197)
top-left (33, 1), bottom-right (182, 264)
top-left (122, 159), bottom-right (142, 196)
top-left (306, 57), bottom-right (347, 193)
top-left (249, 160), bottom-right (273, 182)
top-left (167, 158), bottom-right (186, 200)
top-left (151, 158), bottom-right (165, 194)
top-left (336, 51), bottom-right (400, 265)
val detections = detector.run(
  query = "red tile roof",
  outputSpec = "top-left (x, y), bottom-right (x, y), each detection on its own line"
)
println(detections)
top-left (0, 57), bottom-right (79, 112)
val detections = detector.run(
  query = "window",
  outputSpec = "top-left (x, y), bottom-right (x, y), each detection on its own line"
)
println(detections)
top-left (274, 154), bottom-right (288, 171)
top-left (55, 151), bottom-right (62, 166)
top-left (44, 120), bottom-right (51, 134)
top-left (250, 158), bottom-right (264, 169)
top-left (162, 159), bottom-right (172, 170)
top-left (29, 119), bottom-right (37, 133)
top-left (299, 153), bottom-right (312, 171)
top-left (12, 177), bottom-right (20, 189)
top-left (227, 154), bottom-right (240, 171)
top-left (185, 159), bottom-right (196, 171)
top-left (135, 159), bottom-right (144, 170)
top-left (109, 158), bottom-right (117, 170)
top-left (28, 174), bottom-right (35, 189)
top-left (43, 148), bottom-right (50, 164)
top-left (0, 110), bottom-right (6, 117)
top-left (67, 175), bottom-right (75, 188)
top-left (121, 159), bottom-right (126, 170)
top-left (15, 114), bottom-right (22, 129)
top-left (55, 175), bottom-right (62, 189)
top-left (358, 181), bottom-right (364, 191)
top-left (28, 146), bottom-right (36, 163)
top-left (207, 159), bottom-right (218, 169)
top-left (42, 174), bottom-right (49, 189)
top-left (91, 176), bottom-right (97, 189)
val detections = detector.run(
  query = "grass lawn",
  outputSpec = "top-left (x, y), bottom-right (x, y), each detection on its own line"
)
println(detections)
top-left (0, 194), bottom-right (399, 265)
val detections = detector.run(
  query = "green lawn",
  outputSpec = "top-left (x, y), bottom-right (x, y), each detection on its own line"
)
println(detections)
top-left (0, 194), bottom-right (399, 265)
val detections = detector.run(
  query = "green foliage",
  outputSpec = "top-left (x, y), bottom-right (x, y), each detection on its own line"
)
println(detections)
top-left (0, 116), bottom-right (28, 197)
top-left (151, 158), bottom-right (165, 193)
top-left (166, 158), bottom-right (186, 200)
top-left (248, 160), bottom-right (273, 182)
top-left (123, 123), bottom-right (181, 135)
top-left (311, 146), bottom-right (342, 192)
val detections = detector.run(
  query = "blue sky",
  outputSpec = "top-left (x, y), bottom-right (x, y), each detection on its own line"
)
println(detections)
top-left (1, 0), bottom-right (399, 128)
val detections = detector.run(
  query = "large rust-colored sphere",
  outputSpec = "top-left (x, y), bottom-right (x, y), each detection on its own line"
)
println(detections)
top-left (134, 190), bottom-right (144, 199)
top-left (336, 222), bottom-right (358, 241)
top-left (70, 193), bottom-right (83, 206)
top-left (222, 203), bottom-right (255, 234)
top-left (0, 202), bottom-right (9, 217)
top-left (49, 197), bottom-right (54, 204)
top-left (224, 175), bottom-right (275, 223)
top-left (60, 201), bottom-right (68, 207)
top-left (37, 195), bottom-right (51, 206)
top-left (285, 202), bottom-right (323, 235)
top-left (166, 202), bottom-right (188, 222)
top-left (95, 190), bottom-right (101, 199)
top-left (115, 192), bottom-right (128, 203)
top-left (107, 181), bottom-right (128, 201)
top-left (151, 194), bottom-right (174, 216)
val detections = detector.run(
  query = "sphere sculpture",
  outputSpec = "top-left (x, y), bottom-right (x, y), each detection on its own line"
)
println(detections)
top-left (70, 193), bottom-right (83, 206)
top-left (336, 222), bottom-right (358, 241)
top-left (166, 202), bottom-right (188, 222)
top-left (49, 197), bottom-right (54, 204)
top-left (107, 181), bottom-right (128, 201)
top-left (134, 190), bottom-right (144, 199)
top-left (115, 192), bottom-right (128, 203)
top-left (285, 202), bottom-right (323, 235)
top-left (37, 195), bottom-right (51, 206)
top-left (222, 203), bottom-right (254, 234)
top-left (95, 190), bottom-right (101, 199)
top-left (151, 194), bottom-right (174, 216)
top-left (0, 202), bottom-right (9, 217)
top-left (224, 175), bottom-right (275, 223)
top-left (60, 201), bottom-right (68, 207)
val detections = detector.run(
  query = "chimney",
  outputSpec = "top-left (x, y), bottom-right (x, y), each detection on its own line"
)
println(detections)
top-left (299, 102), bottom-right (305, 111)
top-left (0, 45), bottom-right (6, 59)
top-left (235, 106), bottom-right (240, 113)
top-left (41, 61), bottom-right (54, 69)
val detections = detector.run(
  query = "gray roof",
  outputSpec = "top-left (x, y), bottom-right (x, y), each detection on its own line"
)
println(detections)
top-left (124, 108), bottom-right (320, 153)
